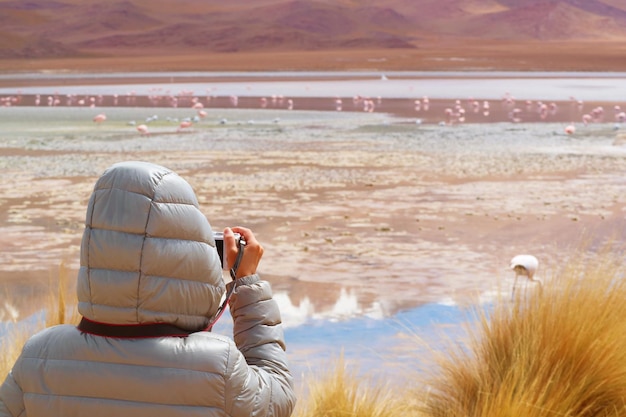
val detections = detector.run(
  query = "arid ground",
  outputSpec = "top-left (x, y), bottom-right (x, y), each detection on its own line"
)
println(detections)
top-left (2, 41), bottom-right (626, 76)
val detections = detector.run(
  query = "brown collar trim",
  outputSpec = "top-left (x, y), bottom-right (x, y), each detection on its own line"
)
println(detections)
top-left (77, 317), bottom-right (194, 338)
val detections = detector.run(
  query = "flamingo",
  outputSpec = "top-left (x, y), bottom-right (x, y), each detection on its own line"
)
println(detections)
top-left (334, 98), bottom-right (342, 111)
top-left (136, 124), bottom-right (149, 136)
top-left (565, 125), bottom-right (576, 135)
top-left (509, 108), bottom-right (522, 123)
top-left (93, 113), bottom-right (106, 124)
top-left (510, 254), bottom-right (542, 299)
top-left (178, 120), bottom-right (193, 132)
top-left (482, 101), bottom-right (490, 116)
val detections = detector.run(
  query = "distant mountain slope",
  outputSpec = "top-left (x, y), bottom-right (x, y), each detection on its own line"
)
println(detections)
top-left (0, 0), bottom-right (624, 59)
top-left (458, 2), bottom-right (626, 40)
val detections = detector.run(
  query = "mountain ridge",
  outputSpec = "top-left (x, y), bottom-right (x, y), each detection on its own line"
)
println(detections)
top-left (0, 0), bottom-right (625, 71)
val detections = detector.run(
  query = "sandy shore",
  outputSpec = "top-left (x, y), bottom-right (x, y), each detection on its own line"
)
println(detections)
top-left (1, 103), bottom-right (626, 324)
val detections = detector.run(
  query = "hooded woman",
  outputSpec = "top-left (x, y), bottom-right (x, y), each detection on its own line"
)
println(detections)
top-left (0, 161), bottom-right (296, 417)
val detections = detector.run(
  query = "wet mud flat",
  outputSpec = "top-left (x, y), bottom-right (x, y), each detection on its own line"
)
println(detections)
top-left (1, 105), bottom-right (626, 323)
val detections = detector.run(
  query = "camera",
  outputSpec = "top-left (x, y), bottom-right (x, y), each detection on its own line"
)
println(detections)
top-left (213, 232), bottom-right (241, 269)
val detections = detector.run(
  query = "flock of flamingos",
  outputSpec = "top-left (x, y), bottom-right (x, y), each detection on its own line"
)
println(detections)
top-left (1, 86), bottom-right (625, 136)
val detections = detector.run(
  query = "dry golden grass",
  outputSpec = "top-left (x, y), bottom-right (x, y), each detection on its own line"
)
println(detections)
top-left (293, 354), bottom-right (413, 417)
top-left (0, 261), bottom-right (78, 380)
top-left (417, 248), bottom-right (626, 417)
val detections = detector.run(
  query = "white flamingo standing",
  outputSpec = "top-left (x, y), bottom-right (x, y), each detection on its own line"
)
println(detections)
top-left (510, 254), bottom-right (542, 299)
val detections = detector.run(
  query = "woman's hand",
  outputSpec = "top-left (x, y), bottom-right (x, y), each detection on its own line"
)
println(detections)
top-left (223, 226), bottom-right (264, 279)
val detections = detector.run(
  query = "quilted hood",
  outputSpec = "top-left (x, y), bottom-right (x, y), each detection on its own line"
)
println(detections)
top-left (76, 161), bottom-right (225, 331)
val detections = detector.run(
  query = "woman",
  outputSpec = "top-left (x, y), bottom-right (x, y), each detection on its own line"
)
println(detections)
top-left (0, 161), bottom-right (296, 417)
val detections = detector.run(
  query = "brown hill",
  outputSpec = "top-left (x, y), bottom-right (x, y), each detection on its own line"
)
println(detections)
top-left (0, 0), bottom-right (625, 71)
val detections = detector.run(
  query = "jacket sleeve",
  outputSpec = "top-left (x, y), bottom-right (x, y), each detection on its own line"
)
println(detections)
top-left (0, 370), bottom-right (25, 417)
top-left (224, 274), bottom-right (296, 417)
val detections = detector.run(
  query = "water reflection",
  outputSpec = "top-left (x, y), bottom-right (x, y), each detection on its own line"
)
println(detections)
top-left (271, 288), bottom-right (387, 328)
top-left (208, 287), bottom-right (499, 386)
top-left (1, 274), bottom-right (536, 392)
top-left (1, 290), bottom-right (484, 388)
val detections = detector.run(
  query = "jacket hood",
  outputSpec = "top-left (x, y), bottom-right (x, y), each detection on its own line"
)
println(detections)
top-left (77, 161), bottom-right (225, 331)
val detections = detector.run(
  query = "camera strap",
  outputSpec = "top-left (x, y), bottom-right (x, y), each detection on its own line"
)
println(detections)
top-left (206, 237), bottom-right (247, 331)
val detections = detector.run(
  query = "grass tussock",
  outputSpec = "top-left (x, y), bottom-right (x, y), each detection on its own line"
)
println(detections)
top-left (293, 354), bottom-right (411, 417)
top-left (418, 249), bottom-right (626, 417)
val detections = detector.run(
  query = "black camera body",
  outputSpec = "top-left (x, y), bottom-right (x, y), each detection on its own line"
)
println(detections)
top-left (213, 232), bottom-right (241, 269)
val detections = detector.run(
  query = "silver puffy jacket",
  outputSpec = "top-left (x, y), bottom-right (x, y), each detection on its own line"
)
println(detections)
top-left (0, 161), bottom-right (296, 417)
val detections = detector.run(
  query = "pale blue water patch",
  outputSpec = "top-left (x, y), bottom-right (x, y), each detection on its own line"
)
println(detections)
top-left (1, 301), bottom-right (485, 389)
top-left (211, 300), bottom-right (483, 386)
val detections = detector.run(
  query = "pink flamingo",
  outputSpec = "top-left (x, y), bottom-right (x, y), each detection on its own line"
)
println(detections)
top-left (137, 124), bottom-right (150, 136)
top-left (482, 101), bottom-right (490, 117)
top-left (592, 106), bottom-right (604, 122)
top-left (509, 108), bottom-right (522, 123)
top-left (444, 108), bottom-right (453, 125)
top-left (538, 103), bottom-right (548, 120)
top-left (93, 113), bottom-right (106, 124)
top-left (548, 102), bottom-right (558, 116)
top-left (565, 125), bottom-right (576, 135)
top-left (178, 120), bottom-right (193, 132)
